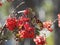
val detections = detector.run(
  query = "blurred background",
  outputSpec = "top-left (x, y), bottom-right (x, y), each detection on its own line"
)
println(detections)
top-left (0, 0), bottom-right (60, 45)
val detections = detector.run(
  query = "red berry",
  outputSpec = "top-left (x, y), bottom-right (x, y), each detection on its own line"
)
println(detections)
top-left (19, 30), bottom-right (28, 38)
top-left (20, 16), bottom-right (30, 22)
top-left (23, 17), bottom-right (30, 22)
top-left (17, 19), bottom-right (24, 29)
top-left (58, 14), bottom-right (60, 19)
top-left (48, 28), bottom-right (53, 32)
top-left (29, 32), bottom-right (35, 38)
top-left (24, 9), bottom-right (30, 15)
top-left (0, 2), bottom-right (2, 7)
top-left (27, 27), bottom-right (34, 31)
top-left (58, 14), bottom-right (60, 27)
top-left (24, 22), bottom-right (30, 30)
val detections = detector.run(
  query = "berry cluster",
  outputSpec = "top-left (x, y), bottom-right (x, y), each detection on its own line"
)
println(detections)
top-left (18, 30), bottom-right (35, 38)
top-left (43, 21), bottom-right (53, 32)
top-left (34, 36), bottom-right (46, 45)
top-left (6, 17), bottom-right (17, 31)
top-left (58, 14), bottom-right (60, 27)
top-left (6, 9), bottom-right (35, 38)
top-left (6, 16), bottom-right (35, 38)
top-left (17, 16), bottom-right (30, 29)
top-left (17, 16), bottom-right (35, 38)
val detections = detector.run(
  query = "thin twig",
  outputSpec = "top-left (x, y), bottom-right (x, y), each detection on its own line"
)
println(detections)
top-left (12, 2), bottom-right (25, 13)
top-left (51, 18), bottom-right (58, 27)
